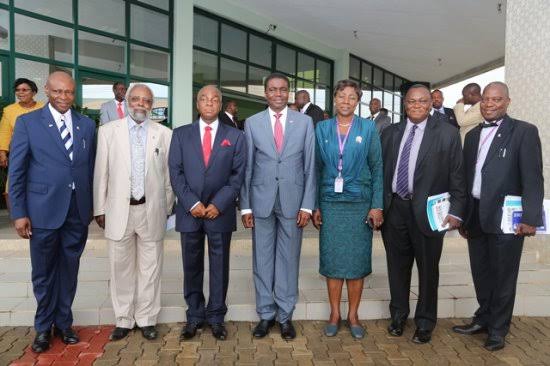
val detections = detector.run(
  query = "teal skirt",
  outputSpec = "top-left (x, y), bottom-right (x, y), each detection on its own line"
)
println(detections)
top-left (319, 200), bottom-right (373, 279)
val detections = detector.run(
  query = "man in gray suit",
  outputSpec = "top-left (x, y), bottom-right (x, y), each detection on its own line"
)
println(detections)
top-left (240, 73), bottom-right (316, 340)
top-left (99, 81), bottom-right (128, 125)
top-left (369, 98), bottom-right (392, 134)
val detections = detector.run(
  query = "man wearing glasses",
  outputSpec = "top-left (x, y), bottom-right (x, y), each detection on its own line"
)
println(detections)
top-left (380, 84), bottom-right (466, 344)
top-left (94, 84), bottom-right (174, 341)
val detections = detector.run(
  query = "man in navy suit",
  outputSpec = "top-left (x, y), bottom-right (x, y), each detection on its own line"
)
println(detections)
top-left (169, 85), bottom-right (246, 341)
top-left (8, 71), bottom-right (96, 353)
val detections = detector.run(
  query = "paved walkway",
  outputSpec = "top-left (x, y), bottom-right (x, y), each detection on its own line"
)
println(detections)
top-left (3, 317), bottom-right (550, 365)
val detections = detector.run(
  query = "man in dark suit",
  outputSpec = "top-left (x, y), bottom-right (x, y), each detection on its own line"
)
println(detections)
top-left (380, 84), bottom-right (466, 344)
top-left (453, 82), bottom-right (544, 351)
top-left (431, 89), bottom-right (458, 128)
top-left (368, 98), bottom-right (392, 134)
top-left (295, 90), bottom-right (325, 125)
top-left (169, 85), bottom-right (247, 341)
top-left (9, 71), bottom-right (96, 352)
top-left (218, 100), bottom-right (242, 130)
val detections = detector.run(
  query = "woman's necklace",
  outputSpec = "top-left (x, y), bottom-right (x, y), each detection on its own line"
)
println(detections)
top-left (337, 122), bottom-right (351, 127)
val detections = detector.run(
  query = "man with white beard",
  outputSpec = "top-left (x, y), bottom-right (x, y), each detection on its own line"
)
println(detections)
top-left (93, 83), bottom-right (174, 341)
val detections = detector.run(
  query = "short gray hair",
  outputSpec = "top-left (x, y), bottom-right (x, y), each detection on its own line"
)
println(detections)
top-left (126, 83), bottom-right (155, 103)
top-left (483, 81), bottom-right (509, 98)
top-left (196, 85), bottom-right (222, 101)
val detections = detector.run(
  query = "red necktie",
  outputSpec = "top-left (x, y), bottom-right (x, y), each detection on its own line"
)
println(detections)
top-left (117, 102), bottom-right (124, 119)
top-left (202, 126), bottom-right (212, 166)
top-left (274, 113), bottom-right (284, 153)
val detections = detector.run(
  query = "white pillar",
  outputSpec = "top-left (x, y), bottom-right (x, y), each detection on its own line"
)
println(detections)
top-left (505, 0), bottom-right (550, 260)
top-left (171, 0), bottom-right (194, 127)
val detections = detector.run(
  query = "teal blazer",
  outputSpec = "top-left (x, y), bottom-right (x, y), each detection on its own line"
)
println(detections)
top-left (315, 115), bottom-right (383, 208)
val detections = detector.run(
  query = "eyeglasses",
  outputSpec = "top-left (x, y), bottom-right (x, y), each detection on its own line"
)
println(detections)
top-left (15, 88), bottom-right (32, 93)
top-left (49, 89), bottom-right (75, 97)
top-left (129, 96), bottom-right (153, 105)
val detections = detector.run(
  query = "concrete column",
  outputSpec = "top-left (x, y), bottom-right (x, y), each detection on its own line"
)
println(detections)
top-left (171, 0), bottom-right (194, 127)
top-left (505, 0), bottom-right (550, 260)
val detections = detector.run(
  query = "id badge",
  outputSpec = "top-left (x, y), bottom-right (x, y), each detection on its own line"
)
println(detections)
top-left (334, 176), bottom-right (344, 193)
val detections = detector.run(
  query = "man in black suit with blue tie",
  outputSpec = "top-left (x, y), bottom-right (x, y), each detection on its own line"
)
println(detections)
top-left (453, 82), bottom-right (544, 351)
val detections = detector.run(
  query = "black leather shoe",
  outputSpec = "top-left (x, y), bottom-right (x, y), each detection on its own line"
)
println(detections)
top-left (452, 322), bottom-right (487, 335)
top-left (110, 327), bottom-right (131, 341)
top-left (140, 326), bottom-right (158, 340)
top-left (279, 321), bottom-right (296, 340)
top-left (484, 335), bottom-right (505, 351)
top-left (54, 327), bottom-right (79, 344)
top-left (31, 331), bottom-right (51, 353)
top-left (252, 319), bottom-right (276, 338)
top-left (180, 322), bottom-right (203, 340)
top-left (211, 323), bottom-right (227, 340)
top-left (412, 328), bottom-right (432, 344)
top-left (388, 320), bottom-right (405, 337)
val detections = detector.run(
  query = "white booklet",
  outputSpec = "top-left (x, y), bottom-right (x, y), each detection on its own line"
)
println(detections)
top-left (427, 192), bottom-right (451, 232)
top-left (500, 195), bottom-right (549, 234)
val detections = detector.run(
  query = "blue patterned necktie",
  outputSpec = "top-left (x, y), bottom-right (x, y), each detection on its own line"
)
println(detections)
top-left (395, 125), bottom-right (417, 198)
top-left (59, 114), bottom-right (73, 161)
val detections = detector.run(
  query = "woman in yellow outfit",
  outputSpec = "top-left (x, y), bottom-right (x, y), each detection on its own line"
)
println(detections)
top-left (0, 78), bottom-right (44, 205)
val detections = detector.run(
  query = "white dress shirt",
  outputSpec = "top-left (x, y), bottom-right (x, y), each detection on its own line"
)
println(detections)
top-left (392, 119), bottom-right (427, 194)
top-left (472, 120), bottom-right (502, 199)
top-left (128, 117), bottom-right (148, 200)
top-left (300, 102), bottom-right (311, 114)
top-left (369, 111), bottom-right (380, 120)
top-left (241, 106), bottom-right (311, 216)
top-left (49, 103), bottom-right (73, 138)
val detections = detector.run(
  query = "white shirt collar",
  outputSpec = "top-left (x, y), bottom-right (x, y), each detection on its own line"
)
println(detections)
top-left (300, 102), bottom-right (311, 114)
top-left (371, 111), bottom-right (379, 119)
top-left (224, 111), bottom-right (234, 120)
top-left (406, 118), bottom-right (427, 131)
top-left (48, 103), bottom-right (71, 123)
top-left (268, 106), bottom-right (288, 121)
top-left (200, 118), bottom-right (219, 131)
top-left (127, 115), bottom-right (149, 130)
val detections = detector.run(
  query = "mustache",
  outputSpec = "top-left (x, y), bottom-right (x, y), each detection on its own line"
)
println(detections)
top-left (128, 107), bottom-right (150, 122)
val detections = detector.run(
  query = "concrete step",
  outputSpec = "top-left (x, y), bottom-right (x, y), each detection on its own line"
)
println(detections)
top-left (0, 232), bottom-right (548, 326)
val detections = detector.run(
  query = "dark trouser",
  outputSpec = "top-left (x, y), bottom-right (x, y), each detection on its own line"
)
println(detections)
top-left (382, 196), bottom-right (444, 331)
top-left (30, 193), bottom-right (88, 333)
top-left (181, 230), bottom-right (232, 324)
top-left (467, 200), bottom-right (524, 337)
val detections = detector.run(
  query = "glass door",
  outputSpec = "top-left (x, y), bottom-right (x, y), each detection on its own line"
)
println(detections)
top-left (77, 71), bottom-right (125, 126)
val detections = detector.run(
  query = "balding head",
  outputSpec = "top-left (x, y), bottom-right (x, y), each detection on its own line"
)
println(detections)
top-left (45, 71), bottom-right (75, 114)
top-left (484, 81), bottom-right (509, 98)
top-left (196, 85), bottom-right (222, 124)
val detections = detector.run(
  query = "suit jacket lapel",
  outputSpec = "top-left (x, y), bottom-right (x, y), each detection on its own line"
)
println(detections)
top-left (145, 121), bottom-right (157, 176)
top-left (280, 112), bottom-right (295, 156)
top-left (42, 104), bottom-right (71, 161)
top-left (191, 121), bottom-right (206, 170)
top-left (483, 115), bottom-right (514, 168)
top-left (206, 122), bottom-right (226, 171)
top-left (391, 122), bottom-right (406, 174)
top-left (117, 118), bottom-right (131, 174)
top-left (262, 109), bottom-right (277, 156)
top-left (71, 111), bottom-right (81, 164)
top-left (415, 116), bottom-right (436, 171)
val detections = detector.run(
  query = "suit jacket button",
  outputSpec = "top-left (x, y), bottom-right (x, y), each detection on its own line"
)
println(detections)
top-left (275, 177), bottom-right (279, 181)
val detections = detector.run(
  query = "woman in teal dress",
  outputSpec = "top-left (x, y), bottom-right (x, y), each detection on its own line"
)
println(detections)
top-left (312, 79), bottom-right (384, 339)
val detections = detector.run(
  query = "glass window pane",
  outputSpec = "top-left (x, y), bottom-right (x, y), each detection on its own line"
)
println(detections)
top-left (15, 14), bottom-right (73, 63)
top-left (349, 57), bottom-right (360, 80)
top-left (0, 0), bottom-right (7, 4)
top-left (15, 0), bottom-right (72, 23)
top-left (359, 103), bottom-right (370, 118)
top-left (394, 77), bottom-right (402, 93)
top-left (79, 31), bottom-right (126, 73)
top-left (384, 73), bottom-right (394, 91)
top-left (361, 83), bottom-right (372, 105)
top-left (249, 34), bottom-right (271, 67)
top-left (317, 59), bottom-right (330, 85)
top-left (130, 44), bottom-right (169, 82)
top-left (79, 0), bottom-right (125, 36)
top-left (393, 113), bottom-right (401, 123)
top-left (394, 94), bottom-right (402, 113)
top-left (193, 49), bottom-right (217, 85)
top-left (0, 62), bottom-right (3, 98)
top-left (314, 84), bottom-right (329, 111)
top-left (297, 53), bottom-right (314, 81)
top-left (131, 5), bottom-right (169, 48)
top-left (137, 0), bottom-right (169, 11)
top-left (248, 66), bottom-right (269, 97)
top-left (193, 14), bottom-right (218, 52)
top-left (80, 76), bottom-right (122, 113)
top-left (373, 88), bottom-right (383, 105)
top-left (220, 58), bottom-right (245, 93)
top-left (287, 77), bottom-right (296, 103)
top-left (373, 67), bottom-right (383, 88)
top-left (361, 62), bottom-right (372, 83)
top-left (0, 9), bottom-right (9, 50)
top-left (15, 58), bottom-right (72, 102)
top-left (220, 24), bottom-right (246, 60)
top-left (383, 91), bottom-right (393, 111)
top-left (276, 45), bottom-right (295, 75)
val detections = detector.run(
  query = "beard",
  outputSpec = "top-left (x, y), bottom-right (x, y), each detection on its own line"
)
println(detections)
top-left (129, 107), bottom-right (149, 122)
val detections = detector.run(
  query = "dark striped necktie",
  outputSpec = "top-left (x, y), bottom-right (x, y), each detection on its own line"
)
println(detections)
top-left (59, 114), bottom-right (73, 161)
